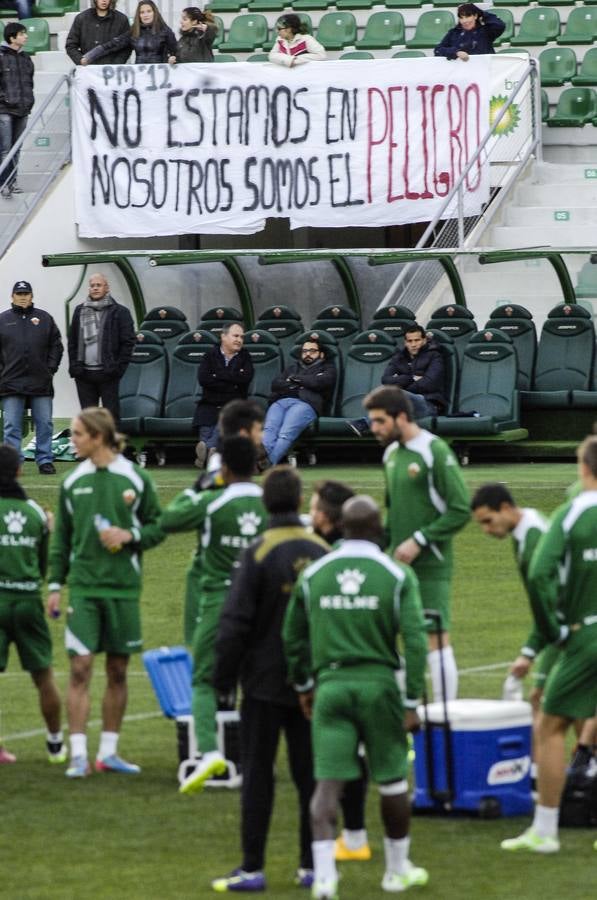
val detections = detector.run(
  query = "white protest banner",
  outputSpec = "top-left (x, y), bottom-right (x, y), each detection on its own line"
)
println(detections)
top-left (72, 58), bottom-right (493, 238)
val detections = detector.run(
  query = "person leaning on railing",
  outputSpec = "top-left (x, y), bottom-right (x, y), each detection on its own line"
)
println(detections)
top-left (434, 3), bottom-right (505, 61)
top-left (65, 0), bottom-right (131, 67)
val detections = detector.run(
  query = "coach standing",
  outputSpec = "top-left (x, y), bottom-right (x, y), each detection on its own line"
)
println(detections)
top-left (0, 280), bottom-right (63, 474)
top-left (68, 272), bottom-right (136, 426)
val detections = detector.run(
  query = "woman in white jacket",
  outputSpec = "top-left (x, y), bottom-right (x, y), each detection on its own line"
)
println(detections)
top-left (269, 14), bottom-right (326, 67)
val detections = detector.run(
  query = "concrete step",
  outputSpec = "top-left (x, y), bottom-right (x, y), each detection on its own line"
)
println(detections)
top-left (515, 183), bottom-right (597, 205)
top-left (533, 161), bottom-right (597, 184)
top-left (34, 50), bottom-right (73, 74)
top-left (505, 205), bottom-right (597, 226)
top-left (483, 224), bottom-right (593, 248)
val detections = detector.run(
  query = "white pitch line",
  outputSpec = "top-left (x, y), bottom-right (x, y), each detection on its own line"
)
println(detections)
top-left (2, 710), bottom-right (162, 742)
top-left (459, 661), bottom-right (511, 674)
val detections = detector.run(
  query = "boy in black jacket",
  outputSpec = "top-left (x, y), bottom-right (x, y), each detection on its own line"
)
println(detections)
top-left (0, 22), bottom-right (34, 197)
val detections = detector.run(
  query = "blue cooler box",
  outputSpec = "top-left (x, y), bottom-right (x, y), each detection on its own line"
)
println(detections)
top-left (413, 699), bottom-right (533, 817)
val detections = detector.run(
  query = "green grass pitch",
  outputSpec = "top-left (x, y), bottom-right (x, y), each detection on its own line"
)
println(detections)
top-left (2, 460), bottom-right (594, 899)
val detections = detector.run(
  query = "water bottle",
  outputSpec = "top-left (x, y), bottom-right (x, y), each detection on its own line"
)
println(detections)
top-left (502, 673), bottom-right (523, 702)
top-left (94, 515), bottom-right (121, 553)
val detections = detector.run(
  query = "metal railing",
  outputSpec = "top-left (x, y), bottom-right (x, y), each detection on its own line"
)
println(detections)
top-left (0, 74), bottom-right (71, 258)
top-left (379, 59), bottom-right (542, 313)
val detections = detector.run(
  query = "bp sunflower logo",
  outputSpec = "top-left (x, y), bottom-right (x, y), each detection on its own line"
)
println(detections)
top-left (489, 95), bottom-right (520, 136)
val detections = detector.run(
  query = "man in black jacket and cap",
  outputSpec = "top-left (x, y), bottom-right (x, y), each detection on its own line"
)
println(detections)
top-left (67, 272), bottom-right (136, 425)
top-left (0, 280), bottom-right (63, 474)
top-left (66, 0), bottom-right (131, 66)
top-left (262, 335), bottom-right (336, 465)
top-left (0, 22), bottom-right (34, 198)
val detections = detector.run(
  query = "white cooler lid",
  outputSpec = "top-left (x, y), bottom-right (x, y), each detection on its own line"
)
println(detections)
top-left (416, 698), bottom-right (532, 730)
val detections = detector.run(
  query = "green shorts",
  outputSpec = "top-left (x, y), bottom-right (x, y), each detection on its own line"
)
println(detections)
top-left (66, 595), bottom-right (142, 657)
top-left (313, 666), bottom-right (407, 784)
top-left (0, 593), bottom-right (52, 672)
top-left (531, 644), bottom-right (560, 690)
top-left (417, 579), bottom-right (452, 633)
top-left (542, 628), bottom-right (597, 720)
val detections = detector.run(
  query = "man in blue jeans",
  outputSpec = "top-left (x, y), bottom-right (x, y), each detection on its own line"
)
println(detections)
top-left (0, 21), bottom-right (34, 198)
top-left (0, 280), bottom-right (63, 474)
top-left (262, 336), bottom-right (336, 465)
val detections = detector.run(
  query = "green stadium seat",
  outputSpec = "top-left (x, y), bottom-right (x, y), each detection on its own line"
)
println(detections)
top-left (212, 15), bottom-right (224, 49)
top-left (248, 0), bottom-right (285, 11)
top-left (199, 306), bottom-right (244, 338)
top-left (406, 11), bottom-right (455, 49)
top-left (574, 261), bottom-right (597, 297)
top-left (206, 0), bottom-right (245, 12)
top-left (493, 0), bottom-right (528, 6)
top-left (392, 49), bottom-right (426, 59)
top-left (425, 328), bottom-right (458, 414)
top-left (139, 307), bottom-right (190, 353)
top-left (426, 304), bottom-right (477, 366)
top-left (385, 0), bottom-right (424, 8)
top-left (485, 304), bottom-right (537, 391)
top-left (546, 87), bottom-right (597, 126)
top-left (539, 47), bottom-right (577, 87)
top-left (219, 14), bottom-right (269, 52)
top-left (318, 330), bottom-right (397, 435)
top-left (119, 332), bottom-right (168, 437)
top-left (21, 18), bottom-right (50, 55)
top-left (511, 8), bottom-right (560, 46)
top-left (255, 305), bottom-right (304, 365)
top-left (311, 304), bottom-right (361, 362)
top-left (540, 0), bottom-right (575, 6)
top-left (369, 305), bottom-right (416, 340)
top-left (434, 330), bottom-right (522, 436)
top-left (144, 331), bottom-right (219, 437)
top-left (541, 88), bottom-right (550, 122)
top-left (557, 8), bottom-right (597, 45)
top-left (355, 11), bottom-right (405, 50)
top-left (316, 12), bottom-right (357, 50)
top-left (292, 0), bottom-right (333, 10)
top-left (490, 8), bottom-right (514, 46)
top-left (521, 304), bottom-right (595, 408)
top-left (32, 0), bottom-right (78, 14)
top-left (340, 51), bottom-right (375, 59)
top-left (243, 329), bottom-right (284, 411)
top-left (337, 0), bottom-right (374, 9)
top-left (572, 47), bottom-right (597, 85)
top-left (247, 52), bottom-right (270, 61)
top-left (498, 47), bottom-right (529, 55)
top-left (213, 54), bottom-right (237, 61)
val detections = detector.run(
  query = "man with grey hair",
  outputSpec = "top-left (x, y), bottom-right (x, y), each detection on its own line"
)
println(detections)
top-left (67, 273), bottom-right (136, 425)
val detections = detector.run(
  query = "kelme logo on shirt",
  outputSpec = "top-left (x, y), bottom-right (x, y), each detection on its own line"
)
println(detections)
top-left (408, 463), bottom-right (421, 478)
top-left (4, 510), bottom-right (26, 534)
top-left (237, 511), bottom-right (262, 536)
top-left (123, 489), bottom-right (136, 505)
top-left (337, 568), bottom-right (366, 595)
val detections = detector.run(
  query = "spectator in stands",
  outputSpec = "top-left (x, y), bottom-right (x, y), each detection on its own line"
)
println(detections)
top-left (172, 7), bottom-right (217, 64)
top-left (66, 0), bottom-right (131, 67)
top-left (0, 1), bottom-right (32, 20)
top-left (0, 444), bottom-right (66, 766)
top-left (0, 22), bottom-right (34, 199)
top-left (262, 336), bottom-right (336, 466)
top-left (193, 323), bottom-right (254, 470)
top-left (434, 4), bottom-right (505, 60)
top-left (212, 466), bottom-right (329, 893)
top-left (0, 280), bottom-right (63, 475)
top-left (67, 273), bottom-right (136, 426)
top-left (269, 14), bottom-right (326, 68)
top-left (80, 1), bottom-right (177, 66)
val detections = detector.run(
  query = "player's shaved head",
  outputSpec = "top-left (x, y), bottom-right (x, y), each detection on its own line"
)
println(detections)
top-left (341, 494), bottom-right (383, 542)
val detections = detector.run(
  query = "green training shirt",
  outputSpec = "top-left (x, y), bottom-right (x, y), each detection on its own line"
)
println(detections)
top-left (383, 429), bottom-right (470, 577)
top-left (48, 456), bottom-right (163, 600)
top-left (160, 482), bottom-right (266, 596)
top-left (0, 496), bottom-right (48, 600)
top-left (511, 507), bottom-right (550, 659)
top-left (283, 538), bottom-right (428, 707)
top-left (528, 489), bottom-right (597, 645)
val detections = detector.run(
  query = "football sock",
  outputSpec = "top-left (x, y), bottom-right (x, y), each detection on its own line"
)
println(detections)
top-left (533, 804), bottom-right (559, 839)
top-left (383, 836), bottom-right (410, 875)
top-left (343, 829), bottom-right (368, 850)
top-left (312, 840), bottom-right (337, 883)
top-left (428, 646), bottom-right (458, 702)
top-left (47, 731), bottom-right (63, 745)
top-left (97, 731), bottom-right (118, 760)
top-left (70, 733), bottom-right (87, 760)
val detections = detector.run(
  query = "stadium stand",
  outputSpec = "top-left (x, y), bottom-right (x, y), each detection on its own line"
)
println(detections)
top-left (340, 49), bottom-right (374, 58)
top-left (310, 304), bottom-right (361, 361)
top-left (485, 304), bottom-right (537, 391)
top-left (426, 328), bottom-right (458, 416)
top-left (316, 12), bottom-right (357, 49)
top-left (572, 47), bottom-right (597, 84)
top-left (511, 7), bottom-right (561, 46)
top-left (539, 47), bottom-right (578, 86)
top-left (406, 10), bottom-right (454, 48)
top-left (368, 305), bottom-right (416, 340)
top-left (199, 307), bottom-right (245, 338)
top-left (546, 87), bottom-right (597, 126)
top-left (21, 18), bottom-right (51, 54)
top-left (119, 332), bottom-right (169, 438)
top-left (355, 11), bottom-right (405, 49)
top-left (574, 261), bottom-right (597, 298)
top-left (139, 307), bottom-right (190, 353)
top-left (557, 7), bottom-right (597, 44)
top-left (242, 329), bottom-right (284, 410)
top-left (426, 305), bottom-right (477, 366)
top-left (254, 305), bottom-right (304, 364)
top-left (218, 14), bottom-right (269, 52)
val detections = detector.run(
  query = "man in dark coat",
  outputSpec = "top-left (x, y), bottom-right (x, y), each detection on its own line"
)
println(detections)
top-left (193, 323), bottom-right (254, 469)
top-left (0, 22), bottom-right (34, 198)
top-left (65, 0), bottom-right (131, 66)
top-left (67, 272), bottom-right (136, 425)
top-left (262, 336), bottom-right (336, 465)
top-left (0, 280), bottom-right (63, 474)
top-left (381, 324), bottom-right (446, 418)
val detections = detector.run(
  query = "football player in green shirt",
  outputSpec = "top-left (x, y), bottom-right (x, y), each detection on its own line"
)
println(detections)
top-left (0, 444), bottom-right (66, 765)
top-left (364, 386), bottom-right (469, 703)
top-left (284, 495), bottom-right (429, 899)
top-left (160, 436), bottom-right (266, 794)
top-left (502, 435), bottom-right (597, 855)
top-left (47, 408), bottom-right (163, 778)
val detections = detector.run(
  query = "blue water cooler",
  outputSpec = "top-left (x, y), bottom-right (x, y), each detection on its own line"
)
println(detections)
top-left (413, 699), bottom-right (533, 817)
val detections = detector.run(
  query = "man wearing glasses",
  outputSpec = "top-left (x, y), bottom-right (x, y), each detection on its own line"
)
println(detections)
top-left (262, 336), bottom-right (336, 466)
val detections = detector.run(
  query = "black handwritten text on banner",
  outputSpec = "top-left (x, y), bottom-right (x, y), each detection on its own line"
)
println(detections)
top-left (73, 58), bottom-right (493, 238)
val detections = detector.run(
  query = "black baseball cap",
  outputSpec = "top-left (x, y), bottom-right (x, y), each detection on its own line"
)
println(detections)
top-left (13, 280), bottom-right (32, 293)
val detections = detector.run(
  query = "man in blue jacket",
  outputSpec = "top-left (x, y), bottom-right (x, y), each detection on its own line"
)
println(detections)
top-left (434, 4), bottom-right (505, 60)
